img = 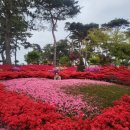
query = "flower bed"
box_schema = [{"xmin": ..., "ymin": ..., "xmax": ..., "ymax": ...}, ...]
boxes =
[
  {"xmin": 0, "ymin": 71, "xmax": 54, "ymax": 80},
  {"xmin": 0, "ymin": 83, "xmax": 130, "ymax": 130},
  {"xmin": 0, "ymin": 65, "xmax": 76, "ymax": 72},
  {"xmin": 0, "ymin": 84, "xmax": 89, "ymax": 130},
  {"xmin": 2, "ymin": 78, "xmax": 113, "ymax": 115},
  {"xmin": 0, "ymin": 65, "xmax": 130, "ymax": 85},
  {"xmin": 0, "ymin": 65, "xmax": 130, "ymax": 129}
]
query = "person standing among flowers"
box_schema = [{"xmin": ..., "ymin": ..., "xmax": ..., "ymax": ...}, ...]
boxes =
[{"xmin": 54, "ymin": 73, "xmax": 61, "ymax": 80}]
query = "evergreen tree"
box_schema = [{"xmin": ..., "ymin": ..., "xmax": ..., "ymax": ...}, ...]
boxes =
[
  {"xmin": 0, "ymin": 0, "xmax": 34, "ymax": 64},
  {"xmin": 34, "ymin": 0, "xmax": 80, "ymax": 66}
]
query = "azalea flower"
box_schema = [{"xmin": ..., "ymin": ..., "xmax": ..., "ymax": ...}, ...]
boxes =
[{"xmin": 2, "ymin": 78, "xmax": 113, "ymax": 115}]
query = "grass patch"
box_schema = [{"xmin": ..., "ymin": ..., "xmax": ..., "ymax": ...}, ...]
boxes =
[{"xmin": 65, "ymin": 84, "xmax": 130, "ymax": 109}]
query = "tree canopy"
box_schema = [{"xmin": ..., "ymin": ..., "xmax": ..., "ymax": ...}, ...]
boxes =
[
  {"xmin": 0, "ymin": 0, "xmax": 34, "ymax": 64},
  {"xmin": 34, "ymin": 0, "xmax": 80, "ymax": 66},
  {"xmin": 102, "ymin": 18, "xmax": 130, "ymax": 29}
]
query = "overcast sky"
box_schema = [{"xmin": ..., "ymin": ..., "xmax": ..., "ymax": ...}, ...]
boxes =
[{"xmin": 16, "ymin": 0, "xmax": 130, "ymax": 64}]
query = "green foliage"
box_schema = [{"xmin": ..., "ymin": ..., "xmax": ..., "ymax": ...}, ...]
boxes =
[
  {"xmin": 56, "ymin": 40, "xmax": 70, "ymax": 59},
  {"xmin": 83, "ymin": 28, "xmax": 110, "ymax": 65},
  {"xmin": 43, "ymin": 40, "xmax": 70, "ymax": 65},
  {"xmin": 111, "ymin": 43, "xmax": 130, "ymax": 65},
  {"xmin": 102, "ymin": 18, "xmax": 130, "ymax": 28},
  {"xmin": 42, "ymin": 44, "xmax": 54, "ymax": 63},
  {"xmin": 84, "ymin": 24, "xmax": 130, "ymax": 66},
  {"xmin": 98, "ymin": 55, "xmax": 112, "ymax": 65},
  {"xmin": 59, "ymin": 56, "xmax": 70, "ymax": 66},
  {"xmin": 77, "ymin": 58, "xmax": 85, "ymax": 72},
  {"xmin": 24, "ymin": 51, "xmax": 41, "ymax": 64},
  {"xmin": 89, "ymin": 55, "xmax": 100, "ymax": 65},
  {"xmin": 87, "ymin": 28, "xmax": 110, "ymax": 44}
]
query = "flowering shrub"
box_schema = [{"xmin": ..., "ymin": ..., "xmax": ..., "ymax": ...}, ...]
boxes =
[
  {"xmin": 0, "ymin": 83, "xmax": 130, "ymax": 130},
  {"xmin": 85, "ymin": 65, "xmax": 101, "ymax": 73},
  {"xmin": 0, "ymin": 65, "xmax": 76, "ymax": 72},
  {"xmin": 0, "ymin": 71, "xmax": 54, "ymax": 80},
  {"xmin": 0, "ymin": 65, "xmax": 130, "ymax": 85}
]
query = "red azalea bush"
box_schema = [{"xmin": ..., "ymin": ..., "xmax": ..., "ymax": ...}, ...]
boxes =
[
  {"xmin": 0, "ymin": 83, "xmax": 130, "ymax": 130},
  {"xmin": 0, "ymin": 65, "xmax": 76, "ymax": 72},
  {"xmin": 0, "ymin": 66, "xmax": 130, "ymax": 85},
  {"xmin": 0, "ymin": 65, "xmax": 130, "ymax": 85},
  {"xmin": 0, "ymin": 65, "xmax": 13, "ymax": 71},
  {"xmin": 90, "ymin": 95, "xmax": 130, "ymax": 130},
  {"xmin": 0, "ymin": 71, "xmax": 54, "ymax": 80},
  {"xmin": 0, "ymin": 65, "xmax": 54, "ymax": 71}
]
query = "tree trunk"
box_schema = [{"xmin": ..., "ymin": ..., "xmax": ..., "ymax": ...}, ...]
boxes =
[
  {"xmin": 84, "ymin": 51, "xmax": 88, "ymax": 66},
  {"xmin": 1, "ymin": 50, "xmax": 6, "ymax": 64},
  {"xmin": 50, "ymin": 11, "xmax": 57, "ymax": 67},
  {"xmin": 5, "ymin": 15, "xmax": 11, "ymax": 65},
  {"xmin": 14, "ymin": 46, "xmax": 17, "ymax": 65},
  {"xmin": 52, "ymin": 29, "xmax": 57, "ymax": 67},
  {"xmin": 5, "ymin": 33, "xmax": 11, "ymax": 65}
]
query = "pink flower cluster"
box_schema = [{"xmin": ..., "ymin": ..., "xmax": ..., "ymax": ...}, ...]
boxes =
[{"xmin": 2, "ymin": 78, "xmax": 113, "ymax": 114}]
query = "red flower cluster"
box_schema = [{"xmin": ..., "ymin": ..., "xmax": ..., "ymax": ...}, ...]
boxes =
[
  {"xmin": 0, "ymin": 65, "xmax": 130, "ymax": 85},
  {"xmin": 91, "ymin": 95, "xmax": 130, "ymax": 130},
  {"xmin": 0, "ymin": 65, "xmax": 75, "ymax": 72},
  {"xmin": 0, "ymin": 71, "xmax": 54, "ymax": 80},
  {"xmin": 60, "ymin": 66, "xmax": 130, "ymax": 85},
  {"xmin": 0, "ymin": 65, "xmax": 54, "ymax": 71}
]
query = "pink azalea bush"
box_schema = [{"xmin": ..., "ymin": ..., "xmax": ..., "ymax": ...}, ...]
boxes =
[{"xmin": 2, "ymin": 78, "xmax": 113, "ymax": 115}]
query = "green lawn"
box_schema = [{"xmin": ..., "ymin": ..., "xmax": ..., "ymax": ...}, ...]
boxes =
[{"xmin": 65, "ymin": 84, "xmax": 130, "ymax": 109}]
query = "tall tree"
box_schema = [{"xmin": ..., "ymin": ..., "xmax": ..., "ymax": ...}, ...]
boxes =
[
  {"xmin": 0, "ymin": 31, "xmax": 6, "ymax": 64},
  {"xmin": 11, "ymin": 18, "xmax": 32, "ymax": 65},
  {"xmin": 101, "ymin": 18, "xmax": 130, "ymax": 65},
  {"xmin": 0, "ymin": 0, "xmax": 34, "ymax": 64},
  {"xmin": 35, "ymin": 0, "xmax": 80, "ymax": 66},
  {"xmin": 65, "ymin": 22, "xmax": 99, "ymax": 66},
  {"xmin": 85, "ymin": 25, "xmax": 130, "ymax": 66}
]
